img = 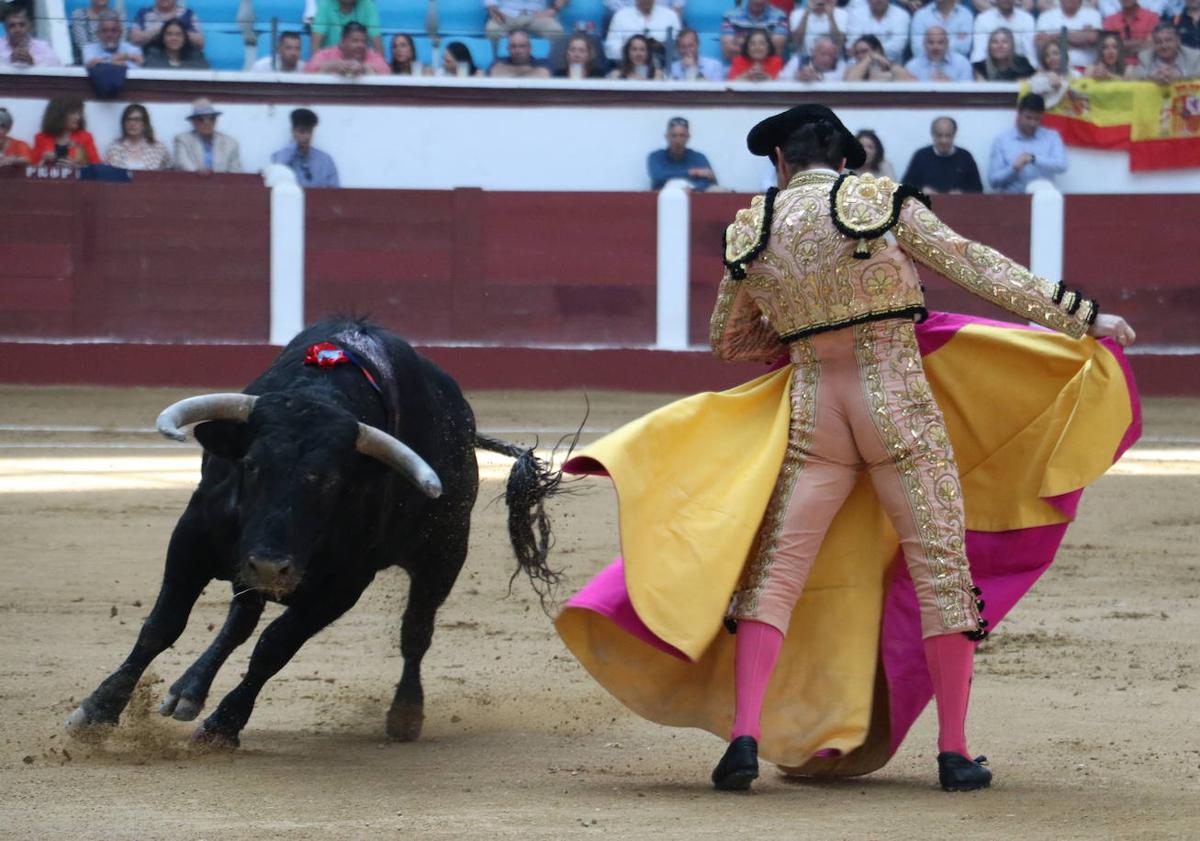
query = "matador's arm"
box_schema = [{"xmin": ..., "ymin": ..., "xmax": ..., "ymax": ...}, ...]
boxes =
[{"xmin": 709, "ymin": 194, "xmax": 786, "ymax": 362}]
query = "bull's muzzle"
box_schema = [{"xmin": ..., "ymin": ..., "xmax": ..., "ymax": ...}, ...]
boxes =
[{"xmin": 243, "ymin": 555, "xmax": 300, "ymax": 597}]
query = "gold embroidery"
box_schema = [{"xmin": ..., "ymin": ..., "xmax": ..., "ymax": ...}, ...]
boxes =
[
  {"xmin": 724, "ymin": 194, "xmax": 766, "ymax": 265},
  {"xmin": 832, "ymin": 173, "xmax": 900, "ymax": 235},
  {"xmin": 709, "ymin": 270, "xmax": 785, "ymax": 363}
]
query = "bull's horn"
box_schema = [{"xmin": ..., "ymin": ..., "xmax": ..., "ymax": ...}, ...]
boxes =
[
  {"xmin": 355, "ymin": 424, "xmax": 443, "ymax": 499},
  {"xmin": 156, "ymin": 394, "xmax": 258, "ymax": 442}
]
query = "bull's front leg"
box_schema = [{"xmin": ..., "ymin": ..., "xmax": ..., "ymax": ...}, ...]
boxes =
[{"xmin": 159, "ymin": 587, "xmax": 266, "ymax": 721}]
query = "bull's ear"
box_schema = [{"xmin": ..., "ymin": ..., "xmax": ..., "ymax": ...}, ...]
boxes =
[{"xmin": 194, "ymin": 420, "xmax": 251, "ymax": 460}]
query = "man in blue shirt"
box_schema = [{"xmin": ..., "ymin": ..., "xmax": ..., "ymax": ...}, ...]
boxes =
[
  {"xmin": 989, "ymin": 94, "xmax": 1068, "ymax": 193},
  {"xmin": 647, "ymin": 116, "xmax": 717, "ymax": 191},
  {"xmin": 720, "ymin": 0, "xmax": 788, "ymax": 60},
  {"xmin": 271, "ymin": 108, "xmax": 340, "ymax": 188},
  {"xmin": 905, "ymin": 26, "xmax": 973, "ymax": 80}
]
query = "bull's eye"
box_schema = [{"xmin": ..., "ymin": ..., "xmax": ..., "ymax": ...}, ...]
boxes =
[{"xmin": 303, "ymin": 472, "xmax": 320, "ymax": 485}]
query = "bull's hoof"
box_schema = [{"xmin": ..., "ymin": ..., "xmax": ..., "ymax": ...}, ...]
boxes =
[
  {"xmin": 65, "ymin": 703, "xmax": 117, "ymax": 741},
  {"xmin": 159, "ymin": 691, "xmax": 204, "ymax": 721},
  {"xmin": 191, "ymin": 722, "xmax": 240, "ymax": 751},
  {"xmin": 385, "ymin": 702, "xmax": 424, "ymax": 742}
]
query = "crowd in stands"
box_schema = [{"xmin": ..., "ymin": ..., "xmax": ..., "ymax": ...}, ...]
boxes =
[{"xmin": 3, "ymin": 0, "xmax": 1199, "ymax": 82}]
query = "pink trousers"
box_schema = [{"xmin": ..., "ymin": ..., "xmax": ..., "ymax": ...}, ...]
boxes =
[{"xmin": 729, "ymin": 319, "xmax": 982, "ymax": 638}]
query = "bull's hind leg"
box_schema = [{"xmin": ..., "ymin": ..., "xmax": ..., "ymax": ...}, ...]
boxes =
[
  {"xmin": 387, "ymin": 532, "xmax": 469, "ymax": 742},
  {"xmin": 159, "ymin": 587, "xmax": 266, "ymax": 721},
  {"xmin": 67, "ymin": 514, "xmax": 212, "ymax": 736}
]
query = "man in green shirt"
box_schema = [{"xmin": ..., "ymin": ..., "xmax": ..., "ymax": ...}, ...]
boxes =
[{"xmin": 311, "ymin": 0, "xmax": 382, "ymax": 55}]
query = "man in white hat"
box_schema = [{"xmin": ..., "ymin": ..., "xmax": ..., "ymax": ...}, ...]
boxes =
[{"xmin": 173, "ymin": 98, "xmax": 241, "ymax": 174}]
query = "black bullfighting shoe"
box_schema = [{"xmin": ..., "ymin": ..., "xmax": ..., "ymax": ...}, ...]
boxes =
[
  {"xmin": 937, "ymin": 752, "xmax": 993, "ymax": 792},
  {"xmin": 711, "ymin": 735, "xmax": 759, "ymax": 791}
]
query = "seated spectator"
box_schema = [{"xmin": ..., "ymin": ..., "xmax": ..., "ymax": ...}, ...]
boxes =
[
  {"xmin": 1164, "ymin": 0, "xmax": 1200, "ymax": 51},
  {"xmin": 606, "ymin": 0, "xmax": 681, "ymax": 62},
  {"xmin": 719, "ymin": 0, "xmax": 789, "ymax": 61},
  {"xmin": 105, "ymin": 104, "xmax": 171, "ymax": 170},
  {"xmin": 1103, "ymin": 0, "xmax": 1158, "ymax": 60},
  {"xmin": 973, "ymin": 27, "xmax": 1036, "ymax": 78},
  {"xmin": 252, "ymin": 32, "xmax": 303, "ymax": 73},
  {"xmin": 789, "ymin": 0, "xmax": 848, "ymax": 59},
  {"xmin": 432, "ymin": 41, "xmax": 485, "ymax": 77},
  {"xmin": 606, "ymin": 0, "xmax": 685, "ymax": 12},
  {"xmin": 32, "ymin": 96, "xmax": 100, "ymax": 167},
  {"xmin": 1127, "ymin": 21, "xmax": 1200, "ymax": 78},
  {"xmin": 485, "ymin": 1, "xmax": 565, "ymax": 44},
  {"xmin": 728, "ymin": 29, "xmax": 782, "ymax": 80},
  {"xmin": 844, "ymin": 34, "xmax": 917, "ymax": 80},
  {"xmin": 173, "ymin": 98, "xmax": 241, "ymax": 174},
  {"xmin": 389, "ymin": 33, "xmax": 427, "ymax": 76},
  {"xmin": 491, "ymin": 30, "xmax": 553, "ymax": 77},
  {"xmin": 669, "ymin": 27, "xmax": 725, "ymax": 80},
  {"xmin": 972, "ymin": 0, "xmax": 1036, "ymax": 64},
  {"xmin": 647, "ymin": 116, "xmax": 717, "ymax": 191},
  {"xmin": 84, "ymin": 12, "xmax": 144, "ymax": 67},
  {"xmin": 554, "ymin": 34, "xmax": 606, "ymax": 78},
  {"xmin": 780, "ymin": 35, "xmax": 844, "ymax": 80},
  {"xmin": 610, "ymin": 33, "xmax": 665, "ymax": 79},
  {"xmin": 129, "ymin": 0, "xmax": 204, "ymax": 50},
  {"xmin": 1036, "ymin": 0, "xmax": 1103, "ymax": 69},
  {"xmin": 0, "ymin": 106, "xmax": 35, "ymax": 167},
  {"xmin": 1087, "ymin": 31, "xmax": 1127, "ymax": 76},
  {"xmin": 70, "ymin": 0, "xmax": 125, "ymax": 65},
  {"xmin": 1, "ymin": 6, "xmax": 63, "ymax": 67},
  {"xmin": 906, "ymin": 26, "xmax": 973, "ymax": 80},
  {"xmin": 902, "ymin": 116, "xmax": 983, "ymax": 194},
  {"xmin": 1029, "ymin": 41, "xmax": 1080, "ymax": 108},
  {"xmin": 311, "ymin": 0, "xmax": 383, "ymax": 55},
  {"xmin": 910, "ymin": 0, "xmax": 975, "ymax": 60},
  {"xmin": 855, "ymin": 129, "xmax": 896, "ymax": 179},
  {"xmin": 271, "ymin": 108, "xmax": 339, "ymax": 188},
  {"xmin": 988, "ymin": 93, "xmax": 1067, "ymax": 193},
  {"xmin": 143, "ymin": 18, "xmax": 209, "ymax": 68},
  {"xmin": 305, "ymin": 22, "xmax": 389, "ymax": 76},
  {"xmin": 846, "ymin": 0, "xmax": 911, "ymax": 64}
]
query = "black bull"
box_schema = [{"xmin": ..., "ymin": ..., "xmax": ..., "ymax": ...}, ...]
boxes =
[{"xmin": 66, "ymin": 319, "xmax": 564, "ymax": 747}]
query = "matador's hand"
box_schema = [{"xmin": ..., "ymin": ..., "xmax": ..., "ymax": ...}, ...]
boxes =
[{"xmin": 1088, "ymin": 313, "xmax": 1136, "ymax": 347}]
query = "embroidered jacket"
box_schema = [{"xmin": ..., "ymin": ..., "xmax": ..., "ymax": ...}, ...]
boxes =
[{"xmin": 710, "ymin": 170, "xmax": 1097, "ymax": 362}]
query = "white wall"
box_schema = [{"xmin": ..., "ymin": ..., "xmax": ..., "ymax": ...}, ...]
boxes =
[{"xmin": 3, "ymin": 70, "xmax": 1198, "ymax": 194}]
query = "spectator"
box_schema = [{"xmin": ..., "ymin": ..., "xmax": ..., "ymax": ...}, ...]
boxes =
[
  {"xmin": 491, "ymin": 30, "xmax": 553, "ymax": 77},
  {"xmin": 1087, "ymin": 30, "xmax": 1128, "ymax": 75},
  {"xmin": 609, "ymin": 32, "xmax": 665, "ymax": 78},
  {"xmin": 1036, "ymin": 0, "xmax": 1103, "ymax": 68},
  {"xmin": 906, "ymin": 25, "xmax": 974, "ymax": 79},
  {"xmin": 32, "ymin": 96, "xmax": 100, "ymax": 167},
  {"xmin": 305, "ymin": 22, "xmax": 389, "ymax": 75},
  {"xmin": 669, "ymin": 27, "xmax": 725, "ymax": 80},
  {"xmin": 311, "ymin": 0, "xmax": 383, "ymax": 55},
  {"xmin": 844, "ymin": 34, "xmax": 917, "ymax": 80},
  {"xmin": 433, "ymin": 41, "xmax": 485, "ymax": 77},
  {"xmin": 484, "ymin": 1, "xmax": 566, "ymax": 44},
  {"xmin": 70, "ymin": 0, "xmax": 125, "ymax": 65},
  {"xmin": 902, "ymin": 116, "xmax": 984, "ymax": 194},
  {"xmin": 972, "ymin": 0, "xmax": 1036, "ymax": 63},
  {"xmin": 251, "ymin": 31, "xmax": 303, "ymax": 73},
  {"xmin": 0, "ymin": 107, "xmax": 35, "ymax": 167},
  {"xmin": 83, "ymin": 11, "xmax": 143, "ymax": 67},
  {"xmin": 729, "ymin": 29, "xmax": 782, "ymax": 79},
  {"xmin": 143, "ymin": 17, "xmax": 209, "ymax": 68},
  {"xmin": 173, "ymin": 98, "xmax": 241, "ymax": 174},
  {"xmin": 1164, "ymin": 0, "xmax": 1200, "ymax": 50},
  {"xmin": 605, "ymin": 0, "xmax": 685, "ymax": 12},
  {"xmin": 1127, "ymin": 20, "xmax": 1200, "ymax": 77},
  {"xmin": 389, "ymin": 34, "xmax": 427, "ymax": 76},
  {"xmin": 789, "ymin": 0, "xmax": 848, "ymax": 58},
  {"xmin": 105, "ymin": 103, "xmax": 171, "ymax": 170},
  {"xmin": 973, "ymin": 27, "xmax": 1036, "ymax": 78},
  {"xmin": 1, "ymin": 6, "xmax": 62, "ymax": 67},
  {"xmin": 129, "ymin": 0, "xmax": 203, "ymax": 50},
  {"xmin": 780, "ymin": 34, "xmax": 844, "ymax": 79},
  {"xmin": 647, "ymin": 116, "xmax": 717, "ymax": 191},
  {"xmin": 606, "ymin": 0, "xmax": 682, "ymax": 62},
  {"xmin": 910, "ymin": 0, "xmax": 975, "ymax": 60},
  {"xmin": 1030, "ymin": 40, "xmax": 1080, "ymax": 107},
  {"xmin": 846, "ymin": 0, "xmax": 912, "ymax": 64},
  {"xmin": 719, "ymin": 0, "xmax": 789, "ymax": 61},
  {"xmin": 554, "ymin": 34, "xmax": 606, "ymax": 78},
  {"xmin": 271, "ymin": 108, "xmax": 339, "ymax": 188},
  {"xmin": 988, "ymin": 93, "xmax": 1067, "ymax": 193},
  {"xmin": 1104, "ymin": 0, "xmax": 1160, "ymax": 59},
  {"xmin": 855, "ymin": 129, "xmax": 896, "ymax": 178}
]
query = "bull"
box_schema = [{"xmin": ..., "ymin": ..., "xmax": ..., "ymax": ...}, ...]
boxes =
[{"xmin": 66, "ymin": 318, "xmax": 562, "ymax": 747}]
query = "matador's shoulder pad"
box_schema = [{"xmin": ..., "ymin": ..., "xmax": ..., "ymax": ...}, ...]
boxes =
[
  {"xmin": 830, "ymin": 173, "xmax": 931, "ymax": 256},
  {"xmin": 723, "ymin": 187, "xmax": 779, "ymax": 280}
]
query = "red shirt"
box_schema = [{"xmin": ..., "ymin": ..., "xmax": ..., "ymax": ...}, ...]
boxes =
[
  {"xmin": 0, "ymin": 137, "xmax": 34, "ymax": 164},
  {"xmin": 768, "ymin": 0, "xmax": 795, "ymax": 12},
  {"xmin": 728, "ymin": 54, "xmax": 784, "ymax": 80},
  {"xmin": 31, "ymin": 130, "xmax": 101, "ymax": 165},
  {"xmin": 1102, "ymin": 7, "xmax": 1160, "ymax": 64}
]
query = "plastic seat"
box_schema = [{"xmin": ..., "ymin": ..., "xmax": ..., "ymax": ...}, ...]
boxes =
[
  {"xmin": 560, "ymin": 0, "xmax": 606, "ymax": 33},
  {"xmin": 203, "ymin": 27, "xmax": 248, "ymax": 69},
  {"xmin": 253, "ymin": 0, "xmax": 307, "ymax": 30},
  {"xmin": 430, "ymin": 0, "xmax": 485, "ymax": 37},
  {"xmin": 685, "ymin": 0, "xmax": 731, "ymax": 34}
]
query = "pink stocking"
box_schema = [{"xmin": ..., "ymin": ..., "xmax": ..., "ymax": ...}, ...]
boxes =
[
  {"xmin": 730, "ymin": 620, "xmax": 785, "ymax": 741},
  {"xmin": 923, "ymin": 632, "xmax": 975, "ymax": 757}
]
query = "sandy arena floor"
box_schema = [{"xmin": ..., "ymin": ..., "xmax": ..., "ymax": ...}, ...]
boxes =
[{"xmin": 0, "ymin": 385, "xmax": 1197, "ymax": 840}]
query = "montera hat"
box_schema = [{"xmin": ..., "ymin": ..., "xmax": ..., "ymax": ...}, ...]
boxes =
[
  {"xmin": 186, "ymin": 98, "xmax": 223, "ymax": 120},
  {"xmin": 746, "ymin": 104, "xmax": 866, "ymax": 170}
]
